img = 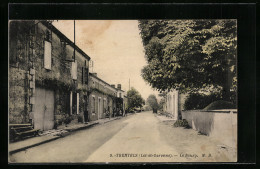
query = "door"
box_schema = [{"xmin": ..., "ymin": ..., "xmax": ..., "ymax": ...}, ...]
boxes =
[
  {"xmin": 98, "ymin": 98, "xmax": 101, "ymax": 119},
  {"xmin": 83, "ymin": 95, "xmax": 89, "ymax": 122},
  {"xmin": 34, "ymin": 88, "xmax": 54, "ymax": 131}
]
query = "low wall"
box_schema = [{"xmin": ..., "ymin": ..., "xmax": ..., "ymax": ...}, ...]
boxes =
[{"xmin": 181, "ymin": 110, "xmax": 237, "ymax": 148}]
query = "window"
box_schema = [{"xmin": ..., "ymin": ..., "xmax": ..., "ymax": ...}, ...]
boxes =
[
  {"xmin": 103, "ymin": 98, "xmax": 107, "ymax": 113},
  {"xmin": 81, "ymin": 63, "xmax": 89, "ymax": 85},
  {"xmin": 71, "ymin": 60, "xmax": 77, "ymax": 80},
  {"xmin": 71, "ymin": 92, "xmax": 79, "ymax": 115},
  {"xmin": 92, "ymin": 96, "xmax": 95, "ymax": 114},
  {"xmin": 119, "ymin": 93, "xmax": 122, "ymax": 98},
  {"xmin": 44, "ymin": 41, "xmax": 52, "ymax": 70}
]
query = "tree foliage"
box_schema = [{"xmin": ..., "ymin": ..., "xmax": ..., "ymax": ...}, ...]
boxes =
[
  {"xmin": 138, "ymin": 20, "xmax": 237, "ymax": 102},
  {"xmin": 146, "ymin": 94, "xmax": 159, "ymax": 111},
  {"xmin": 127, "ymin": 87, "xmax": 145, "ymax": 110},
  {"xmin": 158, "ymin": 98, "xmax": 166, "ymax": 110},
  {"xmin": 183, "ymin": 93, "xmax": 221, "ymax": 110}
]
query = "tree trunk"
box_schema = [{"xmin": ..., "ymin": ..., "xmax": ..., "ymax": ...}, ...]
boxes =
[{"xmin": 222, "ymin": 68, "xmax": 232, "ymax": 101}]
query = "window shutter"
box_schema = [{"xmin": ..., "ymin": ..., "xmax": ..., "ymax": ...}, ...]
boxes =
[
  {"xmin": 71, "ymin": 61, "xmax": 77, "ymax": 80},
  {"xmin": 70, "ymin": 92, "xmax": 73, "ymax": 115},
  {"xmin": 82, "ymin": 67, "xmax": 84, "ymax": 84},
  {"xmin": 77, "ymin": 93, "xmax": 79, "ymax": 114},
  {"xmin": 85, "ymin": 68, "xmax": 89, "ymax": 84},
  {"xmin": 44, "ymin": 41, "xmax": 51, "ymax": 70}
]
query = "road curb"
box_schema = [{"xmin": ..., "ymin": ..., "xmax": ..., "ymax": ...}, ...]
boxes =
[
  {"xmin": 102, "ymin": 117, "xmax": 122, "ymax": 124},
  {"xmin": 61, "ymin": 122, "xmax": 99, "ymax": 136},
  {"xmin": 9, "ymin": 118, "xmax": 121, "ymax": 155},
  {"xmin": 9, "ymin": 136, "xmax": 60, "ymax": 155}
]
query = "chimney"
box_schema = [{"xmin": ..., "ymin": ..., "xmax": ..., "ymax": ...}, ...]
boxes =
[
  {"xmin": 92, "ymin": 73, "xmax": 97, "ymax": 77},
  {"xmin": 117, "ymin": 84, "xmax": 121, "ymax": 90},
  {"xmin": 111, "ymin": 84, "xmax": 115, "ymax": 88}
]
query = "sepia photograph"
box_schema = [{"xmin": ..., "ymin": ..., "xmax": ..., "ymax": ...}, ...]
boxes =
[{"xmin": 8, "ymin": 19, "xmax": 238, "ymax": 163}]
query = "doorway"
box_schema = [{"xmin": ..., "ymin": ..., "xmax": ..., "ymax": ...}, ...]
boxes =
[{"xmin": 34, "ymin": 87, "xmax": 54, "ymax": 131}]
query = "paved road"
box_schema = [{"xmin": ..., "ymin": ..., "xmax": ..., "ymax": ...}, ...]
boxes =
[
  {"xmin": 85, "ymin": 111, "xmax": 179, "ymax": 163},
  {"xmin": 9, "ymin": 111, "xmax": 235, "ymax": 163}
]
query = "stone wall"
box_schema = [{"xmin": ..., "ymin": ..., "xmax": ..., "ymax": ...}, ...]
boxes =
[
  {"xmin": 9, "ymin": 68, "xmax": 30, "ymax": 123},
  {"xmin": 88, "ymin": 90, "xmax": 114, "ymax": 121},
  {"xmin": 181, "ymin": 110, "xmax": 237, "ymax": 148},
  {"xmin": 9, "ymin": 21, "xmax": 90, "ymax": 125}
]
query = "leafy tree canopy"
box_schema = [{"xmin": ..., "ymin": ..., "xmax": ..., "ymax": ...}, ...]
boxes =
[
  {"xmin": 146, "ymin": 94, "xmax": 159, "ymax": 110},
  {"xmin": 138, "ymin": 20, "xmax": 237, "ymax": 101},
  {"xmin": 127, "ymin": 87, "xmax": 145, "ymax": 110}
]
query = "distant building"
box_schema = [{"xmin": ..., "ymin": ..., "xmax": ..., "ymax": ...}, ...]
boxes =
[
  {"xmin": 88, "ymin": 73, "xmax": 127, "ymax": 121},
  {"xmin": 88, "ymin": 73, "xmax": 117, "ymax": 121}
]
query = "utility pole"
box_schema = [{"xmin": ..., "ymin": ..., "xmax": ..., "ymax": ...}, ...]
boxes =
[{"xmin": 73, "ymin": 20, "xmax": 75, "ymax": 62}]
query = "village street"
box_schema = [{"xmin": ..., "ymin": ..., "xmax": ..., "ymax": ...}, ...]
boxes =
[{"xmin": 9, "ymin": 111, "xmax": 234, "ymax": 163}]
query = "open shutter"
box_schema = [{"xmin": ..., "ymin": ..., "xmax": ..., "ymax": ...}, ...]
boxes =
[
  {"xmin": 70, "ymin": 91, "xmax": 73, "ymax": 115},
  {"xmin": 85, "ymin": 68, "xmax": 89, "ymax": 85},
  {"xmin": 44, "ymin": 41, "xmax": 51, "ymax": 70},
  {"xmin": 71, "ymin": 61, "xmax": 77, "ymax": 80},
  {"xmin": 77, "ymin": 93, "xmax": 79, "ymax": 114},
  {"xmin": 82, "ymin": 67, "xmax": 84, "ymax": 84}
]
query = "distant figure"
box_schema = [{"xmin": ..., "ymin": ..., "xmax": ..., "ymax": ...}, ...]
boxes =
[
  {"xmin": 108, "ymin": 106, "xmax": 111, "ymax": 119},
  {"xmin": 118, "ymin": 108, "xmax": 120, "ymax": 116},
  {"xmin": 120, "ymin": 109, "xmax": 123, "ymax": 116}
]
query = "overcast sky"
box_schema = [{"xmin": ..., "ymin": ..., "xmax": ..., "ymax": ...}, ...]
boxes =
[{"xmin": 53, "ymin": 20, "xmax": 159, "ymax": 100}]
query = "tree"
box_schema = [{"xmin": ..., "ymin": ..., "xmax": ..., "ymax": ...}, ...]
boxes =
[
  {"xmin": 158, "ymin": 92, "xmax": 167, "ymax": 111},
  {"xmin": 127, "ymin": 87, "xmax": 145, "ymax": 111},
  {"xmin": 146, "ymin": 94, "xmax": 159, "ymax": 113},
  {"xmin": 158, "ymin": 98, "xmax": 166, "ymax": 111},
  {"xmin": 138, "ymin": 20, "xmax": 237, "ymax": 102}
]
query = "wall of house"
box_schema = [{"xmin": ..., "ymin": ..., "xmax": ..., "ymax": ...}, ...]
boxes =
[
  {"xmin": 181, "ymin": 110, "xmax": 237, "ymax": 148},
  {"xmin": 88, "ymin": 75, "xmax": 116, "ymax": 121},
  {"xmin": 34, "ymin": 22, "xmax": 73, "ymax": 123},
  {"xmin": 9, "ymin": 21, "xmax": 90, "ymax": 126},
  {"xmin": 9, "ymin": 21, "xmax": 32, "ymax": 124},
  {"xmin": 166, "ymin": 90, "xmax": 178, "ymax": 120},
  {"xmin": 9, "ymin": 68, "xmax": 30, "ymax": 123},
  {"xmin": 88, "ymin": 91, "xmax": 114, "ymax": 121}
]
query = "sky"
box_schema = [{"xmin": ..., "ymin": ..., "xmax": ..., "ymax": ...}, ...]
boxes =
[{"xmin": 52, "ymin": 20, "xmax": 159, "ymax": 100}]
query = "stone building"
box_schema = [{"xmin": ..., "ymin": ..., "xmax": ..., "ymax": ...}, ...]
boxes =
[
  {"xmin": 114, "ymin": 84, "xmax": 126, "ymax": 115},
  {"xmin": 88, "ymin": 73, "xmax": 117, "ymax": 121},
  {"xmin": 88, "ymin": 73, "xmax": 127, "ymax": 121},
  {"xmin": 9, "ymin": 20, "xmax": 90, "ymax": 130}
]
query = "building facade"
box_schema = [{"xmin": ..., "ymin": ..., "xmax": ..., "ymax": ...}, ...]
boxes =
[
  {"xmin": 88, "ymin": 74, "xmax": 127, "ymax": 121},
  {"xmin": 9, "ymin": 20, "xmax": 90, "ymax": 130},
  {"xmin": 9, "ymin": 20, "xmax": 128, "ymax": 132},
  {"xmin": 88, "ymin": 73, "xmax": 117, "ymax": 121}
]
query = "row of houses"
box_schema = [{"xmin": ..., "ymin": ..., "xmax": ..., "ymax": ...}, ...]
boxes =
[{"xmin": 9, "ymin": 20, "xmax": 127, "ymax": 131}]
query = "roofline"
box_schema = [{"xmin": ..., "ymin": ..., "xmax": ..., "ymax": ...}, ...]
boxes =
[
  {"xmin": 89, "ymin": 73, "xmax": 125, "ymax": 92},
  {"xmin": 89, "ymin": 73, "xmax": 117, "ymax": 90},
  {"xmin": 40, "ymin": 21, "xmax": 91, "ymax": 60}
]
